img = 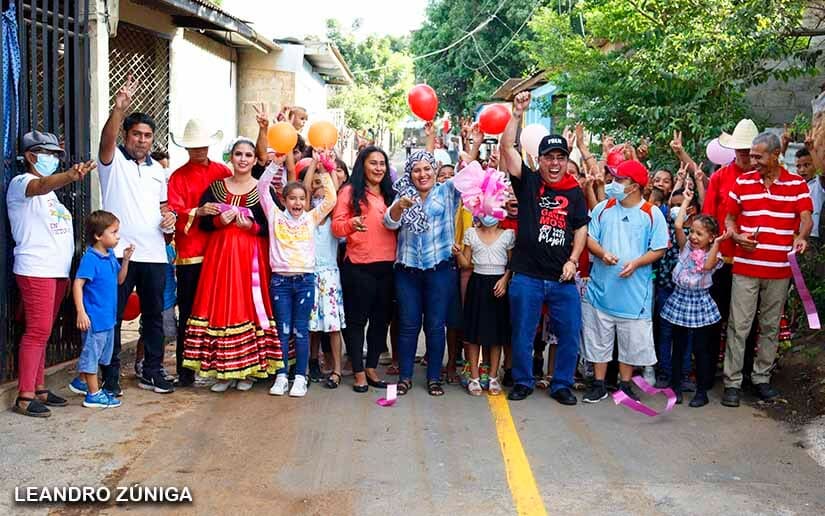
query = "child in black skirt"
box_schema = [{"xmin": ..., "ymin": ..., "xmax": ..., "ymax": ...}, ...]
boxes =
[{"xmin": 453, "ymin": 215, "xmax": 515, "ymax": 396}]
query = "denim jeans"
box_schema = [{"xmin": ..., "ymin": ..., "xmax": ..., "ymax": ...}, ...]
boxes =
[
  {"xmin": 103, "ymin": 261, "xmax": 166, "ymax": 388},
  {"xmin": 271, "ymin": 273, "xmax": 316, "ymax": 377},
  {"xmin": 509, "ymin": 273, "xmax": 581, "ymax": 393},
  {"xmin": 655, "ymin": 287, "xmax": 692, "ymax": 381},
  {"xmin": 395, "ymin": 261, "xmax": 455, "ymax": 382}
]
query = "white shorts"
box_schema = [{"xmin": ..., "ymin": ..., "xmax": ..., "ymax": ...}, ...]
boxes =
[{"xmin": 582, "ymin": 301, "xmax": 657, "ymax": 366}]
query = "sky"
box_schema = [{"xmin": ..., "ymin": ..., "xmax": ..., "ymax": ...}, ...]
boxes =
[{"xmin": 222, "ymin": 0, "xmax": 430, "ymax": 40}]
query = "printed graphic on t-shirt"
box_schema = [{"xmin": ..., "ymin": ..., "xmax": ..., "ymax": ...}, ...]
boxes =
[
  {"xmin": 48, "ymin": 199, "xmax": 72, "ymax": 235},
  {"xmin": 537, "ymin": 194, "xmax": 569, "ymax": 247}
]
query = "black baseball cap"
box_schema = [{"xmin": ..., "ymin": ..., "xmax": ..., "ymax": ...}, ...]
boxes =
[{"xmin": 538, "ymin": 134, "xmax": 569, "ymax": 157}]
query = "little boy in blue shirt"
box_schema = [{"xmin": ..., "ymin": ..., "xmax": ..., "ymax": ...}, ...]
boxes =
[{"xmin": 71, "ymin": 210, "xmax": 133, "ymax": 408}]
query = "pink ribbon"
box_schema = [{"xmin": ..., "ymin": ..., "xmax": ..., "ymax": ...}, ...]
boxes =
[
  {"xmin": 216, "ymin": 203, "xmax": 253, "ymax": 218},
  {"xmin": 789, "ymin": 250, "xmax": 821, "ymax": 329},
  {"xmin": 612, "ymin": 376, "xmax": 676, "ymax": 417},
  {"xmin": 250, "ymin": 244, "xmax": 270, "ymax": 330},
  {"xmin": 376, "ymin": 384, "xmax": 398, "ymax": 407}
]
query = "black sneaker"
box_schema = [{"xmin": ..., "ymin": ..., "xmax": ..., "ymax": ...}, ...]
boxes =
[
  {"xmin": 103, "ymin": 381, "xmax": 123, "ymax": 398},
  {"xmin": 583, "ymin": 380, "xmax": 608, "ymax": 403},
  {"xmin": 689, "ymin": 391, "xmax": 709, "ymax": 408},
  {"xmin": 550, "ymin": 388, "xmax": 577, "ymax": 406},
  {"xmin": 502, "ymin": 368, "xmax": 514, "ymax": 387},
  {"xmin": 309, "ymin": 359, "xmax": 323, "ymax": 383},
  {"xmin": 654, "ymin": 374, "xmax": 670, "ymax": 389},
  {"xmin": 507, "ymin": 384, "xmax": 533, "ymax": 401},
  {"xmin": 721, "ymin": 387, "xmax": 740, "ymax": 407},
  {"xmin": 176, "ymin": 369, "xmax": 195, "ymax": 388},
  {"xmin": 139, "ymin": 372, "xmax": 174, "ymax": 394},
  {"xmin": 619, "ymin": 381, "xmax": 640, "ymax": 401},
  {"xmin": 674, "ymin": 391, "xmax": 683, "ymax": 405},
  {"xmin": 754, "ymin": 383, "xmax": 780, "ymax": 401}
]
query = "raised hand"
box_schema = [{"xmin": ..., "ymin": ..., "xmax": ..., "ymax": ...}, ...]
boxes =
[
  {"xmin": 471, "ymin": 122, "xmax": 483, "ymax": 143},
  {"xmin": 781, "ymin": 123, "xmax": 792, "ymax": 153},
  {"xmin": 122, "ymin": 244, "xmax": 136, "ymax": 261},
  {"xmin": 114, "ymin": 75, "xmax": 137, "ymax": 112},
  {"xmin": 575, "ymin": 123, "xmax": 587, "ymax": 150},
  {"xmin": 424, "ymin": 120, "xmax": 434, "ymax": 138},
  {"xmin": 670, "ymin": 130, "xmax": 684, "ymax": 155},
  {"xmin": 512, "ymin": 91, "xmax": 531, "ymax": 116},
  {"xmin": 253, "ymin": 102, "xmax": 270, "ymax": 130},
  {"xmin": 67, "ymin": 160, "xmax": 96, "ymax": 181},
  {"xmin": 637, "ymin": 137, "xmax": 650, "ymax": 161}
]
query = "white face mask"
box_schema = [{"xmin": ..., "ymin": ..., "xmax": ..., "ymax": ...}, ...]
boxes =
[{"xmin": 670, "ymin": 206, "xmax": 681, "ymax": 222}]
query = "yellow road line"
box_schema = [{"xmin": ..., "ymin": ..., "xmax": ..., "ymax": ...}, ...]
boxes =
[{"xmin": 488, "ymin": 395, "xmax": 548, "ymax": 516}]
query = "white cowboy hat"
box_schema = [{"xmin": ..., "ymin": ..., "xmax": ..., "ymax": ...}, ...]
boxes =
[
  {"xmin": 718, "ymin": 119, "xmax": 759, "ymax": 150},
  {"xmin": 171, "ymin": 118, "xmax": 223, "ymax": 148}
]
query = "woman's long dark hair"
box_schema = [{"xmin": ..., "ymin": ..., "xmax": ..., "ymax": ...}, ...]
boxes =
[{"xmin": 348, "ymin": 145, "xmax": 394, "ymax": 215}]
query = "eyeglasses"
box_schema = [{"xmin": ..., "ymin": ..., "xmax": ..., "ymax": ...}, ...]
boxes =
[{"xmin": 540, "ymin": 154, "xmax": 568, "ymax": 163}]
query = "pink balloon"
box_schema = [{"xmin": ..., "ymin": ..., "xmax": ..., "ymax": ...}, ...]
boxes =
[{"xmin": 706, "ymin": 138, "xmax": 735, "ymax": 165}]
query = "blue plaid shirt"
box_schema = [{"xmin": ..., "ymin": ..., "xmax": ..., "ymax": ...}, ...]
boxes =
[{"xmin": 384, "ymin": 180, "xmax": 462, "ymax": 270}]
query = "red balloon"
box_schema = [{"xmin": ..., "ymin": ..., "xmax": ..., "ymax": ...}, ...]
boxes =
[
  {"xmin": 442, "ymin": 119, "xmax": 451, "ymax": 134},
  {"xmin": 122, "ymin": 292, "xmax": 141, "ymax": 322},
  {"xmin": 478, "ymin": 104, "xmax": 511, "ymax": 135},
  {"xmin": 407, "ymin": 84, "xmax": 438, "ymax": 121}
]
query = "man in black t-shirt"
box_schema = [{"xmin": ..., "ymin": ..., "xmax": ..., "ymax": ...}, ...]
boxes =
[{"xmin": 500, "ymin": 91, "xmax": 590, "ymax": 405}]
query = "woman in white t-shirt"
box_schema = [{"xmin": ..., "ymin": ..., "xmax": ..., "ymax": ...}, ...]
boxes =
[{"xmin": 6, "ymin": 130, "xmax": 95, "ymax": 418}]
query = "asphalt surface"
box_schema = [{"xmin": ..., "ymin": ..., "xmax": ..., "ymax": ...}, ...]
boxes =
[{"xmin": 1, "ymin": 347, "xmax": 824, "ymax": 516}]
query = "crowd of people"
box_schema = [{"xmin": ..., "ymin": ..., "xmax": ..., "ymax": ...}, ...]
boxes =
[{"xmin": 6, "ymin": 79, "xmax": 822, "ymax": 417}]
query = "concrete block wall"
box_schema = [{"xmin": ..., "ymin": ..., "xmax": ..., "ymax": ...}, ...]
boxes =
[{"xmin": 237, "ymin": 48, "xmax": 296, "ymax": 142}]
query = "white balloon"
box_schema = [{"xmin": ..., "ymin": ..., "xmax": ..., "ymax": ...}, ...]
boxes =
[{"xmin": 520, "ymin": 124, "xmax": 550, "ymax": 158}]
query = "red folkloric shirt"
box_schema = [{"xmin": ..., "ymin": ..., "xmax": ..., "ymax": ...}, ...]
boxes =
[
  {"xmin": 702, "ymin": 161, "xmax": 748, "ymax": 262},
  {"xmin": 166, "ymin": 160, "xmax": 232, "ymax": 265}
]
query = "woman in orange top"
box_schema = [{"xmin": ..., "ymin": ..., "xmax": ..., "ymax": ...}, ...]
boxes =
[{"xmin": 332, "ymin": 147, "xmax": 397, "ymax": 393}]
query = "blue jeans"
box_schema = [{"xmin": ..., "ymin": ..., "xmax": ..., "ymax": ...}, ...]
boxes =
[
  {"xmin": 509, "ymin": 273, "xmax": 581, "ymax": 393},
  {"xmin": 271, "ymin": 273, "xmax": 316, "ymax": 377},
  {"xmin": 396, "ymin": 262, "xmax": 455, "ymax": 382},
  {"xmin": 655, "ymin": 287, "xmax": 692, "ymax": 381}
]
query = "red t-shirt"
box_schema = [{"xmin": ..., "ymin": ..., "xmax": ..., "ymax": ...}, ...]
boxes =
[
  {"xmin": 703, "ymin": 161, "xmax": 748, "ymax": 261},
  {"xmin": 726, "ymin": 168, "xmax": 813, "ymax": 279},
  {"xmin": 500, "ymin": 216, "xmax": 518, "ymax": 234},
  {"xmin": 166, "ymin": 160, "xmax": 232, "ymax": 264}
]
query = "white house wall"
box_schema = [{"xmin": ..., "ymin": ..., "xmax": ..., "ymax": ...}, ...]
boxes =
[
  {"xmin": 168, "ymin": 30, "xmax": 238, "ymax": 170},
  {"xmin": 295, "ymin": 59, "xmax": 330, "ymax": 126}
]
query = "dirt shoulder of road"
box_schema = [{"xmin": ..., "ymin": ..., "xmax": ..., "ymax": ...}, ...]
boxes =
[{"xmin": 766, "ymin": 331, "xmax": 825, "ymax": 427}]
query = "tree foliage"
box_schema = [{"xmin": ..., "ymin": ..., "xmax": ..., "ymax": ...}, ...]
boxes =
[
  {"xmin": 326, "ymin": 20, "xmax": 414, "ymax": 134},
  {"xmin": 410, "ymin": 0, "xmax": 546, "ymax": 116},
  {"xmin": 525, "ymin": 0, "xmax": 819, "ymax": 167}
]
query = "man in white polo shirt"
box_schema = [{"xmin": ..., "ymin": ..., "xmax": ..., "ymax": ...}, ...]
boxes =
[{"xmin": 96, "ymin": 76, "xmax": 175, "ymax": 395}]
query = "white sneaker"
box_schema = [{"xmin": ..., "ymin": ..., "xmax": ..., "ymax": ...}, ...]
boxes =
[
  {"xmin": 289, "ymin": 375, "xmax": 308, "ymax": 397},
  {"xmin": 194, "ymin": 376, "xmax": 215, "ymax": 388},
  {"xmin": 643, "ymin": 366, "xmax": 656, "ymax": 386},
  {"xmin": 236, "ymin": 379, "xmax": 254, "ymax": 391},
  {"xmin": 210, "ymin": 380, "xmax": 236, "ymax": 393},
  {"xmin": 269, "ymin": 374, "xmax": 289, "ymax": 396}
]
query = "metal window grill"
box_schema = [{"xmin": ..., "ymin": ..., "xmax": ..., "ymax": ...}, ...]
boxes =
[
  {"xmin": 108, "ymin": 23, "xmax": 170, "ymax": 151},
  {"xmin": 1, "ymin": 0, "xmax": 91, "ymax": 382}
]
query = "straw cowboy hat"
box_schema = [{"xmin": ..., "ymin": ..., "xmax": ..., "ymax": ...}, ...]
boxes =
[
  {"xmin": 171, "ymin": 118, "xmax": 223, "ymax": 148},
  {"xmin": 718, "ymin": 119, "xmax": 759, "ymax": 150}
]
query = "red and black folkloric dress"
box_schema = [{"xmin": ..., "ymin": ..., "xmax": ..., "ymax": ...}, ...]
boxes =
[{"xmin": 183, "ymin": 179, "xmax": 290, "ymax": 379}]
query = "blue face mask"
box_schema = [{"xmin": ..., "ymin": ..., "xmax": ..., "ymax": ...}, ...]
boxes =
[
  {"xmin": 34, "ymin": 153, "xmax": 60, "ymax": 177},
  {"xmin": 479, "ymin": 215, "xmax": 500, "ymax": 227},
  {"xmin": 605, "ymin": 181, "xmax": 628, "ymax": 202}
]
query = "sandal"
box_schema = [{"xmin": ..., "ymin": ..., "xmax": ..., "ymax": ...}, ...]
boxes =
[
  {"xmin": 467, "ymin": 378, "xmax": 483, "ymax": 396},
  {"xmin": 397, "ymin": 379, "xmax": 412, "ymax": 396},
  {"xmin": 488, "ymin": 377, "xmax": 502, "ymax": 396},
  {"xmin": 427, "ymin": 381, "xmax": 445, "ymax": 397},
  {"xmin": 536, "ymin": 376, "xmax": 551, "ymax": 390},
  {"xmin": 36, "ymin": 389, "xmax": 68, "ymax": 407},
  {"xmin": 13, "ymin": 396, "xmax": 51, "ymax": 418},
  {"xmin": 325, "ymin": 372, "xmax": 341, "ymax": 389},
  {"xmin": 445, "ymin": 368, "xmax": 461, "ymax": 384},
  {"xmin": 385, "ymin": 365, "xmax": 400, "ymax": 375}
]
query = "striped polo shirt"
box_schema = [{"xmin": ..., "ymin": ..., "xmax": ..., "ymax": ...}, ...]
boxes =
[{"xmin": 726, "ymin": 168, "xmax": 813, "ymax": 279}]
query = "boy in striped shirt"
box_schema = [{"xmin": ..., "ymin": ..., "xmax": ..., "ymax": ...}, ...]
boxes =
[{"xmin": 722, "ymin": 132, "xmax": 813, "ymax": 407}]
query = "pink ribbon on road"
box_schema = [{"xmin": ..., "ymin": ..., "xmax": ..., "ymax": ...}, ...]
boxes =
[
  {"xmin": 788, "ymin": 250, "xmax": 821, "ymax": 330},
  {"xmin": 612, "ymin": 376, "xmax": 676, "ymax": 417},
  {"xmin": 376, "ymin": 384, "xmax": 398, "ymax": 407},
  {"xmin": 250, "ymin": 244, "xmax": 270, "ymax": 331}
]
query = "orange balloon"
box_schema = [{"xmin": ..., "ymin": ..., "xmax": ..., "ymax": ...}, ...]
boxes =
[
  {"xmin": 307, "ymin": 121, "xmax": 338, "ymax": 149},
  {"xmin": 267, "ymin": 122, "xmax": 298, "ymax": 154}
]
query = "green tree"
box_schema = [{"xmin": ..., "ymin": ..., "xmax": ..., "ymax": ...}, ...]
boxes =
[
  {"xmin": 525, "ymin": 0, "xmax": 819, "ymax": 167},
  {"xmin": 410, "ymin": 0, "xmax": 547, "ymax": 116},
  {"xmin": 326, "ymin": 20, "xmax": 414, "ymax": 136}
]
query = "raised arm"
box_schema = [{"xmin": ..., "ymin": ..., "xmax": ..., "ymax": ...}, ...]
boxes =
[
  {"xmin": 424, "ymin": 121, "xmax": 436, "ymax": 154},
  {"xmin": 100, "ymin": 75, "xmax": 136, "ymax": 165},
  {"xmin": 468, "ymin": 123, "xmax": 483, "ymax": 163},
  {"xmin": 254, "ymin": 103, "xmax": 270, "ymax": 165},
  {"xmin": 310, "ymin": 172, "xmax": 337, "ymax": 224},
  {"xmin": 501, "ymin": 91, "xmax": 530, "ymax": 179},
  {"xmin": 669, "ymin": 129, "xmax": 699, "ymax": 171},
  {"xmin": 674, "ymin": 188, "xmax": 693, "ymax": 250},
  {"xmin": 25, "ymin": 161, "xmax": 94, "ymax": 197}
]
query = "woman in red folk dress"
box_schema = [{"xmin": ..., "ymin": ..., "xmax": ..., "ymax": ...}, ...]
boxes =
[{"xmin": 183, "ymin": 138, "xmax": 284, "ymax": 392}]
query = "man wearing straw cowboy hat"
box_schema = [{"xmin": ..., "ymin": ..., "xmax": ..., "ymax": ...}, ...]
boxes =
[
  {"xmin": 166, "ymin": 118, "xmax": 230, "ymax": 387},
  {"xmin": 700, "ymin": 118, "xmax": 759, "ymax": 394}
]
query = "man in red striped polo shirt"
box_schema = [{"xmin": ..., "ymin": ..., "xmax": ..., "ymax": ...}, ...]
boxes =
[{"xmin": 722, "ymin": 132, "xmax": 813, "ymax": 407}]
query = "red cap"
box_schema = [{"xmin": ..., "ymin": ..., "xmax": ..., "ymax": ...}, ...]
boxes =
[
  {"xmin": 605, "ymin": 146, "xmax": 626, "ymax": 172},
  {"xmin": 611, "ymin": 160, "xmax": 649, "ymax": 188}
]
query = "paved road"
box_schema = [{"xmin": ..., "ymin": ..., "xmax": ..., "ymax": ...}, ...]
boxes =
[{"xmin": 1, "ymin": 349, "xmax": 824, "ymax": 515}]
